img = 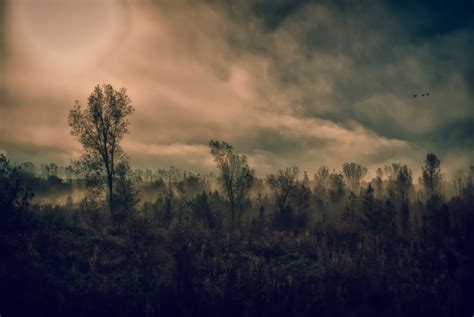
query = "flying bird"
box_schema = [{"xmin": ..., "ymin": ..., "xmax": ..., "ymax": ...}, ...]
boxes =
[{"xmin": 413, "ymin": 93, "xmax": 430, "ymax": 98}]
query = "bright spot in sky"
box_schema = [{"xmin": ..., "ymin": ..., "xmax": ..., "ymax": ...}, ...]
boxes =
[{"xmin": 7, "ymin": 0, "xmax": 128, "ymax": 70}]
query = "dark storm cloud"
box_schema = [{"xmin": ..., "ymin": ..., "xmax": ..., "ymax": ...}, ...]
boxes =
[
  {"xmin": 0, "ymin": 0, "xmax": 472, "ymax": 175},
  {"xmin": 218, "ymin": 0, "xmax": 474, "ymax": 169}
]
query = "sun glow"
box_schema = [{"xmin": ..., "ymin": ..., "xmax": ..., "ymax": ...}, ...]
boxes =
[{"xmin": 6, "ymin": 0, "xmax": 129, "ymax": 70}]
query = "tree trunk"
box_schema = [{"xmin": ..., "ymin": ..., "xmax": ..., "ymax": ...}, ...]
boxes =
[
  {"xmin": 230, "ymin": 201, "xmax": 235, "ymax": 230},
  {"xmin": 108, "ymin": 173, "xmax": 114, "ymax": 217},
  {"xmin": 166, "ymin": 197, "xmax": 171, "ymax": 229}
]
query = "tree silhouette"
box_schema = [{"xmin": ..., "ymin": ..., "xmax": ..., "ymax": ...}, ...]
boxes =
[
  {"xmin": 112, "ymin": 161, "xmax": 140, "ymax": 230},
  {"xmin": 328, "ymin": 171, "xmax": 345, "ymax": 202},
  {"xmin": 395, "ymin": 165, "xmax": 412, "ymax": 235},
  {"xmin": 291, "ymin": 181, "xmax": 311, "ymax": 215},
  {"xmin": 342, "ymin": 191, "xmax": 357, "ymax": 226},
  {"xmin": 373, "ymin": 167, "xmax": 384, "ymax": 199},
  {"xmin": 68, "ymin": 84, "xmax": 134, "ymax": 217},
  {"xmin": 342, "ymin": 162, "xmax": 367, "ymax": 193},
  {"xmin": 265, "ymin": 166, "xmax": 299, "ymax": 214},
  {"xmin": 360, "ymin": 184, "xmax": 377, "ymax": 232},
  {"xmin": 422, "ymin": 153, "xmax": 441, "ymax": 198},
  {"xmin": 0, "ymin": 154, "xmax": 34, "ymax": 229},
  {"xmin": 314, "ymin": 166, "xmax": 330, "ymax": 207},
  {"xmin": 209, "ymin": 140, "xmax": 254, "ymax": 229}
]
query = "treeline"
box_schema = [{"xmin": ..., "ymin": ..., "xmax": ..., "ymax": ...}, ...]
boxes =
[
  {"xmin": 1, "ymin": 84, "xmax": 473, "ymax": 316},
  {"xmin": 14, "ymin": 150, "xmax": 474, "ymax": 235},
  {"xmin": 1, "ymin": 151, "xmax": 473, "ymax": 316}
]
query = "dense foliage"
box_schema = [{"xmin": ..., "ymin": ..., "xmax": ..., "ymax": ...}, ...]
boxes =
[{"xmin": 1, "ymin": 151, "xmax": 473, "ymax": 316}]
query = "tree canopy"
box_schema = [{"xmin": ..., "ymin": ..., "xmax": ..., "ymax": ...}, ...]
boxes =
[{"xmin": 68, "ymin": 84, "xmax": 134, "ymax": 217}]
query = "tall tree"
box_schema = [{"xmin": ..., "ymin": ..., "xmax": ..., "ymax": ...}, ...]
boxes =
[
  {"xmin": 328, "ymin": 171, "xmax": 345, "ymax": 202},
  {"xmin": 359, "ymin": 184, "xmax": 384, "ymax": 257},
  {"xmin": 342, "ymin": 162, "xmax": 367, "ymax": 193},
  {"xmin": 265, "ymin": 166, "xmax": 299, "ymax": 214},
  {"xmin": 291, "ymin": 181, "xmax": 311, "ymax": 214},
  {"xmin": 342, "ymin": 191, "xmax": 357, "ymax": 226},
  {"xmin": 395, "ymin": 165, "xmax": 412, "ymax": 235},
  {"xmin": 314, "ymin": 166, "xmax": 330, "ymax": 206},
  {"xmin": 373, "ymin": 168, "xmax": 384, "ymax": 199},
  {"xmin": 68, "ymin": 84, "xmax": 134, "ymax": 217},
  {"xmin": 422, "ymin": 152, "xmax": 442, "ymax": 198},
  {"xmin": 360, "ymin": 184, "xmax": 377, "ymax": 233},
  {"xmin": 209, "ymin": 140, "xmax": 254, "ymax": 229}
]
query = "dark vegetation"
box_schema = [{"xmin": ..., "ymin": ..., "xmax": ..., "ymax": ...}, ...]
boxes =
[{"xmin": 1, "ymin": 85, "xmax": 473, "ymax": 316}]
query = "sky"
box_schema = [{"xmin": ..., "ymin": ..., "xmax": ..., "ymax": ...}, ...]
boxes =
[{"xmin": 0, "ymin": 0, "xmax": 473, "ymax": 176}]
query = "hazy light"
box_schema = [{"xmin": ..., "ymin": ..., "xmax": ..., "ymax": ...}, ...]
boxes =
[{"xmin": 7, "ymin": 0, "xmax": 128, "ymax": 70}]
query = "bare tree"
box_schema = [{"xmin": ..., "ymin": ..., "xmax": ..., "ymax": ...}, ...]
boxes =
[
  {"xmin": 342, "ymin": 162, "xmax": 367, "ymax": 193},
  {"xmin": 68, "ymin": 84, "xmax": 134, "ymax": 217},
  {"xmin": 265, "ymin": 167, "xmax": 299, "ymax": 214},
  {"xmin": 314, "ymin": 166, "xmax": 330, "ymax": 205},
  {"xmin": 209, "ymin": 140, "xmax": 254, "ymax": 229}
]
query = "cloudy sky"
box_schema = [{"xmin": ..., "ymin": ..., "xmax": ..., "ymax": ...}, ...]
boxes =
[{"xmin": 0, "ymin": 0, "xmax": 473, "ymax": 176}]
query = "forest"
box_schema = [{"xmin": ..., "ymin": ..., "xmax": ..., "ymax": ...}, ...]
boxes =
[{"xmin": 1, "ymin": 85, "xmax": 473, "ymax": 316}]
